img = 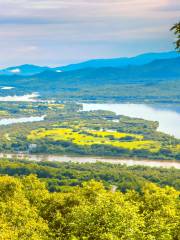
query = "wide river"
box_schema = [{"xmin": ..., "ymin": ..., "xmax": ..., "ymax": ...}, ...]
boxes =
[
  {"xmin": 83, "ymin": 103, "xmax": 180, "ymax": 138},
  {"xmin": 0, "ymin": 153, "xmax": 180, "ymax": 169}
]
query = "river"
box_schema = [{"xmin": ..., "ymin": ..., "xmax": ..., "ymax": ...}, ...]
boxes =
[
  {"xmin": 0, "ymin": 153, "xmax": 179, "ymax": 169},
  {"xmin": 83, "ymin": 103, "xmax": 180, "ymax": 138}
]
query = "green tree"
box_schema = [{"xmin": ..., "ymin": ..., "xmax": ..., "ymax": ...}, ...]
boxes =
[
  {"xmin": 171, "ymin": 22, "xmax": 180, "ymax": 51},
  {"xmin": 0, "ymin": 175, "xmax": 180, "ymax": 239},
  {"xmin": 0, "ymin": 176, "xmax": 49, "ymax": 240},
  {"xmin": 139, "ymin": 183, "xmax": 180, "ymax": 240}
]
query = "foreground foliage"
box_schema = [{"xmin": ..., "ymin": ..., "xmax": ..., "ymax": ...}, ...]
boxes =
[
  {"xmin": 171, "ymin": 22, "xmax": 180, "ymax": 51},
  {"xmin": 0, "ymin": 174, "xmax": 179, "ymax": 240}
]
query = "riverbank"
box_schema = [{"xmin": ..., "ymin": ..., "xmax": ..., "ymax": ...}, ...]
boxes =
[{"xmin": 83, "ymin": 103, "xmax": 180, "ymax": 138}]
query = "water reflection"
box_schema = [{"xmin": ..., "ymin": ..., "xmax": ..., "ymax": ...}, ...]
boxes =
[{"xmin": 83, "ymin": 103, "xmax": 180, "ymax": 138}]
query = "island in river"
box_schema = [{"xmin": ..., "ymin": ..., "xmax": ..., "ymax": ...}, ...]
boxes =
[{"xmin": 0, "ymin": 101, "xmax": 179, "ymax": 161}]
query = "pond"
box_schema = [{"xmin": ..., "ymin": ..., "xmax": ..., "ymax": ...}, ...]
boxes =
[{"xmin": 83, "ymin": 103, "xmax": 180, "ymax": 138}]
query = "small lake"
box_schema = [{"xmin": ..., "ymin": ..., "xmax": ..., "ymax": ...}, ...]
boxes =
[
  {"xmin": 0, "ymin": 116, "xmax": 45, "ymax": 126},
  {"xmin": 83, "ymin": 103, "xmax": 180, "ymax": 138}
]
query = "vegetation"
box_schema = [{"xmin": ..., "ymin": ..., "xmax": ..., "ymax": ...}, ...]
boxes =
[
  {"xmin": 0, "ymin": 27, "xmax": 180, "ymax": 240},
  {"xmin": 0, "ymin": 158, "xmax": 180, "ymax": 192},
  {"xmin": 171, "ymin": 22, "xmax": 180, "ymax": 51},
  {"xmin": 0, "ymin": 53, "xmax": 179, "ymax": 239},
  {"xmin": 0, "ymin": 173, "xmax": 179, "ymax": 239},
  {"xmin": 0, "ymin": 102, "xmax": 179, "ymax": 160},
  {"xmin": 28, "ymin": 128, "xmax": 159, "ymax": 152}
]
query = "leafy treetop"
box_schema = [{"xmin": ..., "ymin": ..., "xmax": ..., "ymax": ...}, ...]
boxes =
[{"xmin": 171, "ymin": 22, "xmax": 180, "ymax": 52}]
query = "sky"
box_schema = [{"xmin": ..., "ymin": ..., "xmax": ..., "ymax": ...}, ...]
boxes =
[{"xmin": 0, "ymin": 0, "xmax": 179, "ymax": 68}]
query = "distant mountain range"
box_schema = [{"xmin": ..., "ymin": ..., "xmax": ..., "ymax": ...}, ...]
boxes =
[
  {"xmin": 0, "ymin": 56, "xmax": 179, "ymax": 95},
  {"xmin": 14, "ymin": 57, "xmax": 178, "ymax": 89},
  {"xmin": 56, "ymin": 51, "xmax": 180, "ymax": 72},
  {"xmin": 0, "ymin": 51, "xmax": 179, "ymax": 76},
  {"xmin": 0, "ymin": 52, "xmax": 179, "ymax": 103}
]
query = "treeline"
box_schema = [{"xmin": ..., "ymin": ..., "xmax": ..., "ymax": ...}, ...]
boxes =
[
  {"xmin": 26, "ymin": 139, "xmax": 180, "ymax": 160},
  {"xmin": 0, "ymin": 174, "xmax": 179, "ymax": 239},
  {"xmin": 0, "ymin": 158, "xmax": 179, "ymax": 192}
]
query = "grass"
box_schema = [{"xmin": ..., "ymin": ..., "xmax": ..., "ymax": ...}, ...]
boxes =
[{"xmin": 28, "ymin": 128, "xmax": 160, "ymax": 152}]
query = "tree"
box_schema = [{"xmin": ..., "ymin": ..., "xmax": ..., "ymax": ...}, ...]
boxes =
[
  {"xmin": 0, "ymin": 175, "xmax": 49, "ymax": 240},
  {"xmin": 171, "ymin": 22, "xmax": 180, "ymax": 51}
]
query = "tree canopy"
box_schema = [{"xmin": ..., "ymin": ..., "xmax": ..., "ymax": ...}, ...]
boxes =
[
  {"xmin": 0, "ymin": 174, "xmax": 179, "ymax": 240},
  {"xmin": 171, "ymin": 22, "xmax": 180, "ymax": 52}
]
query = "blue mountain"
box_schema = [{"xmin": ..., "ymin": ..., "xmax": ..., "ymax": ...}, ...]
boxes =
[
  {"xmin": 0, "ymin": 57, "xmax": 179, "ymax": 103},
  {"xmin": 0, "ymin": 64, "xmax": 50, "ymax": 76},
  {"xmin": 0, "ymin": 51, "xmax": 179, "ymax": 76},
  {"xmin": 55, "ymin": 51, "xmax": 179, "ymax": 71}
]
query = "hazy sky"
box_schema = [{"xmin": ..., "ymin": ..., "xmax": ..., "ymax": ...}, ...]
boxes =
[{"xmin": 0, "ymin": 0, "xmax": 179, "ymax": 67}]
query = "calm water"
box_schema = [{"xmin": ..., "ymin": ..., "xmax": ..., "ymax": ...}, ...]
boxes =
[
  {"xmin": 1, "ymin": 86, "xmax": 15, "ymax": 90},
  {"xmin": 0, "ymin": 115, "xmax": 45, "ymax": 125},
  {"xmin": 0, "ymin": 153, "xmax": 179, "ymax": 169},
  {"xmin": 0, "ymin": 92, "xmax": 39, "ymax": 102},
  {"xmin": 83, "ymin": 103, "xmax": 180, "ymax": 138}
]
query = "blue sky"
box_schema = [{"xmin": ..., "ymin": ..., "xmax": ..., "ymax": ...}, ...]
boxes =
[{"xmin": 0, "ymin": 0, "xmax": 179, "ymax": 67}]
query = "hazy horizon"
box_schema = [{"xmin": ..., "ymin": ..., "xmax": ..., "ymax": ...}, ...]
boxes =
[{"xmin": 0, "ymin": 0, "xmax": 179, "ymax": 67}]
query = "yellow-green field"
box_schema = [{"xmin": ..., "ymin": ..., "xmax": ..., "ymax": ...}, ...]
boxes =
[
  {"xmin": 0, "ymin": 110, "xmax": 9, "ymax": 117},
  {"xmin": 47, "ymin": 103, "xmax": 64, "ymax": 109},
  {"xmin": 87, "ymin": 130, "xmax": 144, "ymax": 140},
  {"xmin": 28, "ymin": 128, "xmax": 160, "ymax": 152}
]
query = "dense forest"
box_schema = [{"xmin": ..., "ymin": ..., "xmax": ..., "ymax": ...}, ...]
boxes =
[
  {"xmin": 0, "ymin": 158, "xmax": 180, "ymax": 192},
  {"xmin": 0, "ymin": 173, "xmax": 179, "ymax": 239}
]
